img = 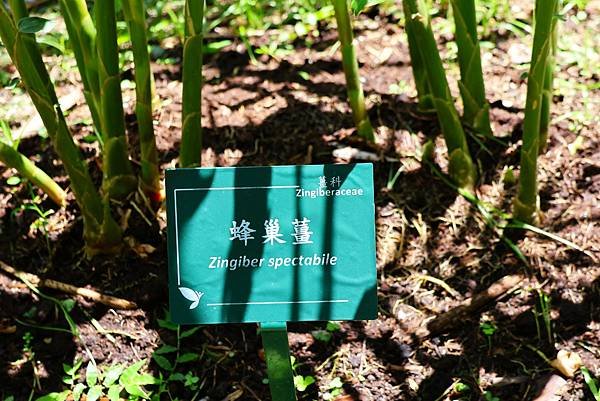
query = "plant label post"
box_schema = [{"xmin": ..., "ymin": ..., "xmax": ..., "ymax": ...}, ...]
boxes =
[{"xmin": 166, "ymin": 163, "xmax": 377, "ymax": 400}]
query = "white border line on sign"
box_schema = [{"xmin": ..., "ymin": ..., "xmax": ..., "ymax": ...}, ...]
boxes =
[
  {"xmin": 174, "ymin": 185, "xmax": 299, "ymax": 285},
  {"xmin": 207, "ymin": 300, "xmax": 349, "ymax": 306}
]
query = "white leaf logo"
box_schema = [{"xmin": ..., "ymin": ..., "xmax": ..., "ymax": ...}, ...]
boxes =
[{"xmin": 178, "ymin": 287, "xmax": 204, "ymax": 310}]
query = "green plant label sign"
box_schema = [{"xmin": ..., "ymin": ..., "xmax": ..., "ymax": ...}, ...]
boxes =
[{"xmin": 166, "ymin": 163, "xmax": 377, "ymax": 324}]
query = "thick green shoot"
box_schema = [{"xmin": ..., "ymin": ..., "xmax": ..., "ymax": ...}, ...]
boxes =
[
  {"xmin": 95, "ymin": 0, "xmax": 137, "ymax": 199},
  {"xmin": 122, "ymin": 0, "xmax": 161, "ymax": 200},
  {"xmin": 332, "ymin": 0, "xmax": 374, "ymax": 141},
  {"xmin": 513, "ymin": 0, "xmax": 559, "ymax": 222},
  {"xmin": 403, "ymin": 0, "xmax": 476, "ymax": 189},
  {"xmin": 0, "ymin": 135, "xmax": 67, "ymax": 206},
  {"xmin": 450, "ymin": 0, "xmax": 491, "ymax": 135},
  {"xmin": 0, "ymin": 3, "xmax": 122, "ymax": 255},
  {"xmin": 180, "ymin": 0, "xmax": 204, "ymax": 168}
]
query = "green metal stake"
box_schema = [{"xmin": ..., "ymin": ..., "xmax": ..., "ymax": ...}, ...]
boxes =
[{"xmin": 260, "ymin": 322, "xmax": 297, "ymax": 401}]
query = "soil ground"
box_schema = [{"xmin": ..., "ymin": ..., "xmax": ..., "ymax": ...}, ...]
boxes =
[{"xmin": 0, "ymin": 2, "xmax": 599, "ymax": 400}]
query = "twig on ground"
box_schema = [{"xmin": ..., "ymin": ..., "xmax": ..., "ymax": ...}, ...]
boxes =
[
  {"xmin": 415, "ymin": 274, "xmax": 524, "ymax": 337},
  {"xmin": 0, "ymin": 260, "xmax": 137, "ymax": 310}
]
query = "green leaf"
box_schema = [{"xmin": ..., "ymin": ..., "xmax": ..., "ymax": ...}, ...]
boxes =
[
  {"xmin": 60, "ymin": 299, "xmax": 75, "ymax": 312},
  {"xmin": 132, "ymin": 373, "xmax": 158, "ymax": 386},
  {"xmin": 351, "ymin": 0, "xmax": 368, "ymax": 15},
  {"xmin": 152, "ymin": 354, "xmax": 173, "ymax": 371},
  {"xmin": 37, "ymin": 35, "xmax": 64, "ymax": 53},
  {"xmin": 480, "ymin": 322, "xmax": 497, "ymax": 336},
  {"xmin": 454, "ymin": 381, "xmax": 470, "ymax": 393},
  {"xmin": 176, "ymin": 353, "xmax": 199, "ymax": 363},
  {"xmin": 86, "ymin": 386, "xmax": 103, "ymax": 401},
  {"xmin": 34, "ymin": 391, "xmax": 70, "ymax": 401},
  {"xmin": 157, "ymin": 318, "xmax": 178, "ymax": 331},
  {"xmin": 298, "ymin": 71, "xmax": 310, "ymax": 81},
  {"xmin": 63, "ymin": 358, "xmax": 82, "ymax": 375},
  {"xmin": 484, "ymin": 391, "xmax": 500, "ymax": 401},
  {"xmin": 81, "ymin": 134, "xmax": 99, "ymax": 144},
  {"xmin": 311, "ymin": 329, "xmax": 332, "ymax": 342},
  {"xmin": 204, "ymin": 40, "xmax": 232, "ymax": 54},
  {"xmin": 63, "ymin": 363, "xmax": 74, "ymax": 375},
  {"xmin": 107, "ymin": 385, "xmax": 122, "ymax": 401},
  {"xmin": 183, "ymin": 372, "xmax": 200, "ymax": 387},
  {"xmin": 85, "ymin": 361, "xmax": 99, "ymax": 387},
  {"xmin": 5, "ymin": 77, "xmax": 20, "ymax": 89},
  {"xmin": 17, "ymin": 17, "xmax": 55, "ymax": 34},
  {"xmin": 294, "ymin": 375, "xmax": 315, "ymax": 392},
  {"xmin": 119, "ymin": 360, "xmax": 156, "ymax": 398},
  {"xmin": 72, "ymin": 383, "xmax": 85, "ymax": 401},
  {"xmin": 6, "ymin": 176, "xmax": 21, "ymax": 186},
  {"xmin": 103, "ymin": 364, "xmax": 124, "ymax": 387},
  {"xmin": 326, "ymin": 321, "xmax": 341, "ymax": 332},
  {"xmin": 294, "ymin": 21, "xmax": 308, "ymax": 36},
  {"xmin": 581, "ymin": 367, "xmax": 600, "ymax": 401},
  {"xmin": 120, "ymin": 360, "xmax": 150, "ymax": 384},
  {"xmin": 506, "ymin": 220, "xmax": 587, "ymax": 254},
  {"xmin": 154, "ymin": 344, "xmax": 178, "ymax": 354},
  {"xmin": 124, "ymin": 384, "xmax": 148, "ymax": 398},
  {"xmin": 168, "ymin": 372, "xmax": 186, "ymax": 382},
  {"xmin": 328, "ymin": 377, "xmax": 343, "ymax": 389},
  {"xmin": 180, "ymin": 326, "xmax": 201, "ymax": 338}
]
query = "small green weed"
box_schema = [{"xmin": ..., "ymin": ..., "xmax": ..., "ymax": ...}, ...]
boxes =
[
  {"xmin": 291, "ymin": 355, "xmax": 315, "ymax": 392},
  {"xmin": 322, "ymin": 376, "xmax": 344, "ymax": 400},
  {"xmin": 151, "ymin": 313, "xmax": 204, "ymax": 399},
  {"xmin": 533, "ymin": 289, "xmax": 553, "ymax": 344},
  {"xmin": 483, "ymin": 390, "xmax": 500, "ymax": 401},
  {"xmin": 480, "ymin": 320, "xmax": 497, "ymax": 352},
  {"xmin": 10, "ymin": 331, "xmax": 41, "ymax": 398},
  {"xmin": 35, "ymin": 359, "xmax": 157, "ymax": 401},
  {"xmin": 311, "ymin": 321, "xmax": 341, "ymax": 343}
]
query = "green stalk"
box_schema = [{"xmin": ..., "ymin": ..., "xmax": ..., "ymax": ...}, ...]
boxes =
[
  {"xmin": 0, "ymin": 3, "xmax": 122, "ymax": 254},
  {"xmin": 122, "ymin": 0, "xmax": 161, "ymax": 199},
  {"xmin": 7, "ymin": 0, "xmax": 53, "ymax": 101},
  {"xmin": 58, "ymin": 0, "xmax": 102, "ymax": 129},
  {"xmin": 403, "ymin": 0, "xmax": 434, "ymax": 110},
  {"xmin": 95, "ymin": 0, "xmax": 136, "ymax": 198},
  {"xmin": 7, "ymin": 0, "xmax": 27, "ymax": 22},
  {"xmin": 0, "ymin": 141, "xmax": 67, "ymax": 206},
  {"xmin": 538, "ymin": 0, "xmax": 559, "ymax": 154},
  {"xmin": 513, "ymin": 0, "xmax": 558, "ymax": 222},
  {"xmin": 332, "ymin": 0, "xmax": 374, "ymax": 141},
  {"xmin": 450, "ymin": 0, "xmax": 491, "ymax": 135},
  {"xmin": 180, "ymin": 0, "xmax": 204, "ymax": 168},
  {"xmin": 403, "ymin": 0, "xmax": 476, "ymax": 189}
]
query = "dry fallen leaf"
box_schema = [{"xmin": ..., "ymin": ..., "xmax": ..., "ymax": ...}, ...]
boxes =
[
  {"xmin": 124, "ymin": 236, "xmax": 156, "ymax": 258},
  {"xmin": 334, "ymin": 395, "xmax": 356, "ymax": 401},
  {"xmin": 0, "ymin": 324, "xmax": 16, "ymax": 334},
  {"xmin": 532, "ymin": 374, "xmax": 568, "ymax": 401},
  {"xmin": 550, "ymin": 349, "xmax": 582, "ymax": 378},
  {"xmin": 222, "ymin": 388, "xmax": 244, "ymax": 401}
]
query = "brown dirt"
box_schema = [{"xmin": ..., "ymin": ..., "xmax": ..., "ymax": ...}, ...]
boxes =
[{"xmin": 0, "ymin": 4, "xmax": 599, "ymax": 401}]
